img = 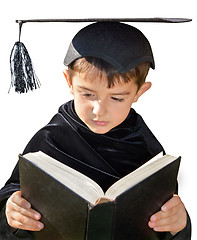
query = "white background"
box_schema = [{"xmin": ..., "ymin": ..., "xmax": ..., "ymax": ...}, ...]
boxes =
[{"xmin": 0, "ymin": 0, "xmax": 196, "ymax": 238}]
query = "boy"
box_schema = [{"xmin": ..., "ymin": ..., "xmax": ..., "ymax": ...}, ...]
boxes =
[{"xmin": 0, "ymin": 22, "xmax": 191, "ymax": 239}]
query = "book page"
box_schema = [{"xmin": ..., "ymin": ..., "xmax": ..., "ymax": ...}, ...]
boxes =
[
  {"xmin": 23, "ymin": 151, "xmax": 104, "ymax": 205},
  {"xmin": 105, "ymin": 154, "xmax": 177, "ymax": 200}
]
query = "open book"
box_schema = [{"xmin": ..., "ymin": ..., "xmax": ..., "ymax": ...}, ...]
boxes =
[{"xmin": 19, "ymin": 151, "xmax": 181, "ymax": 240}]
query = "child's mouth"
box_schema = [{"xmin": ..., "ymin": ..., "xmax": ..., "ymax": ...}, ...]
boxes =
[{"xmin": 93, "ymin": 120, "xmax": 108, "ymax": 126}]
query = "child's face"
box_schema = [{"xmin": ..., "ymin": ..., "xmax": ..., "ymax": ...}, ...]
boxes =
[{"xmin": 65, "ymin": 70, "xmax": 150, "ymax": 134}]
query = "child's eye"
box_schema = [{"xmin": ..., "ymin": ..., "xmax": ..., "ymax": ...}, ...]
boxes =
[
  {"xmin": 82, "ymin": 92, "xmax": 95, "ymax": 98},
  {"xmin": 111, "ymin": 97, "xmax": 124, "ymax": 102}
]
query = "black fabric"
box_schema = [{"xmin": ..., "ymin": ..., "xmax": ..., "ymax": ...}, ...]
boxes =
[
  {"xmin": 0, "ymin": 100, "xmax": 191, "ymax": 239},
  {"xmin": 64, "ymin": 22, "xmax": 155, "ymax": 72}
]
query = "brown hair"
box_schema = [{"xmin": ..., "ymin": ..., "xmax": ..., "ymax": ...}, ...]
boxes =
[{"xmin": 67, "ymin": 57, "xmax": 150, "ymax": 90}]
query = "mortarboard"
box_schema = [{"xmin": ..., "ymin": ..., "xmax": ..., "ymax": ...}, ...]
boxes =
[{"xmin": 9, "ymin": 18, "xmax": 192, "ymax": 94}]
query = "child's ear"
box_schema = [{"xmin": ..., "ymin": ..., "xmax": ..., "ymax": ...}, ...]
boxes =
[
  {"xmin": 133, "ymin": 82, "xmax": 152, "ymax": 103},
  {"xmin": 63, "ymin": 69, "xmax": 73, "ymax": 94}
]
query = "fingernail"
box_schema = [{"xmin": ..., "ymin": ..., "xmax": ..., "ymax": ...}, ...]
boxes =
[
  {"xmin": 38, "ymin": 222, "xmax": 44, "ymax": 229},
  {"xmin": 25, "ymin": 203, "xmax": 31, "ymax": 209},
  {"xmin": 161, "ymin": 205, "xmax": 167, "ymax": 211},
  {"xmin": 35, "ymin": 212, "xmax": 41, "ymax": 219},
  {"xmin": 150, "ymin": 215, "xmax": 157, "ymax": 221},
  {"xmin": 149, "ymin": 221, "xmax": 155, "ymax": 228}
]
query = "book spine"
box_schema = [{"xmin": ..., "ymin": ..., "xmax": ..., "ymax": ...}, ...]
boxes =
[{"xmin": 86, "ymin": 202, "xmax": 115, "ymax": 240}]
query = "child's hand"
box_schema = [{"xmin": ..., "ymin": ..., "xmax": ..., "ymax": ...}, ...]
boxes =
[
  {"xmin": 5, "ymin": 191, "xmax": 44, "ymax": 232},
  {"xmin": 148, "ymin": 195, "xmax": 187, "ymax": 235}
]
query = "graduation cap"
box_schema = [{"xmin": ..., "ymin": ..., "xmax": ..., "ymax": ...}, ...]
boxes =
[{"xmin": 9, "ymin": 18, "xmax": 192, "ymax": 94}]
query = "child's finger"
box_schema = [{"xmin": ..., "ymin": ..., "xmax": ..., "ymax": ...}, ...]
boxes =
[
  {"xmin": 11, "ymin": 201, "xmax": 41, "ymax": 220},
  {"xmin": 9, "ymin": 214, "xmax": 44, "ymax": 231},
  {"xmin": 161, "ymin": 195, "xmax": 182, "ymax": 211},
  {"xmin": 150, "ymin": 206, "xmax": 173, "ymax": 222},
  {"xmin": 9, "ymin": 191, "xmax": 31, "ymax": 209},
  {"xmin": 150, "ymin": 223, "xmax": 176, "ymax": 233},
  {"xmin": 150, "ymin": 205, "xmax": 177, "ymax": 223},
  {"xmin": 149, "ymin": 213, "xmax": 176, "ymax": 228}
]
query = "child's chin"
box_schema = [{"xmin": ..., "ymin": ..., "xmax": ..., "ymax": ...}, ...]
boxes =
[{"xmin": 88, "ymin": 126, "xmax": 111, "ymax": 134}]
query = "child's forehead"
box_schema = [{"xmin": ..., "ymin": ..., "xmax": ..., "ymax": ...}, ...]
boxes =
[
  {"xmin": 72, "ymin": 71, "xmax": 136, "ymax": 90},
  {"xmin": 73, "ymin": 71, "xmax": 110, "ymax": 85}
]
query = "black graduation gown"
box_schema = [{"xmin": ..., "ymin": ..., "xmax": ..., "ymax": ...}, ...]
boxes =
[{"xmin": 0, "ymin": 101, "xmax": 191, "ymax": 239}]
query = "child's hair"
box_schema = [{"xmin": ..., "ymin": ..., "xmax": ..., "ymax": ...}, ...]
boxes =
[{"xmin": 67, "ymin": 57, "xmax": 150, "ymax": 90}]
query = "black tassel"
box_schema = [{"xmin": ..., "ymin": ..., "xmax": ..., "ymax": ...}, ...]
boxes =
[{"xmin": 9, "ymin": 22, "xmax": 40, "ymax": 93}]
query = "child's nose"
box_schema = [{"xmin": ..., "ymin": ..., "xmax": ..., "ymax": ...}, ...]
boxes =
[{"xmin": 92, "ymin": 100, "xmax": 106, "ymax": 117}]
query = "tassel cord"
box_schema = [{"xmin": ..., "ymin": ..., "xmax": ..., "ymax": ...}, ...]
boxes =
[{"xmin": 18, "ymin": 21, "xmax": 23, "ymax": 42}]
